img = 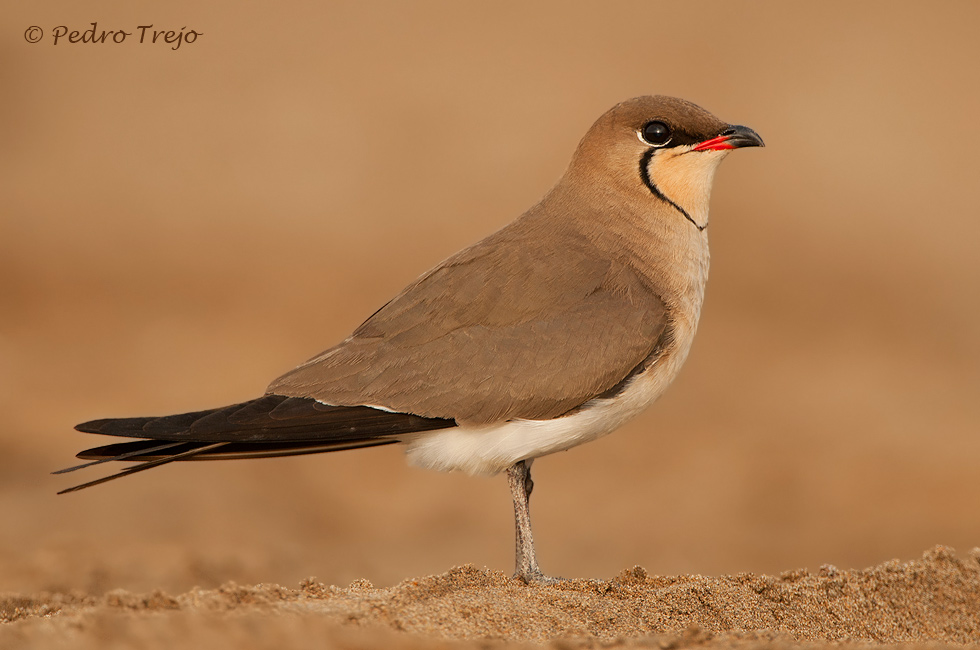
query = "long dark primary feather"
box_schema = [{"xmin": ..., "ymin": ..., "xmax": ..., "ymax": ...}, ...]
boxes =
[
  {"xmin": 75, "ymin": 395, "xmax": 456, "ymax": 443},
  {"xmin": 74, "ymin": 438, "xmax": 399, "ymax": 463},
  {"xmin": 59, "ymin": 394, "xmax": 456, "ymax": 493}
]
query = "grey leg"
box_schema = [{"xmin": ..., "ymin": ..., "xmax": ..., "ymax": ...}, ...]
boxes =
[{"xmin": 506, "ymin": 459, "xmax": 558, "ymax": 584}]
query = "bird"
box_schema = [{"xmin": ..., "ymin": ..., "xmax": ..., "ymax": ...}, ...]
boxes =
[{"xmin": 57, "ymin": 96, "xmax": 763, "ymax": 583}]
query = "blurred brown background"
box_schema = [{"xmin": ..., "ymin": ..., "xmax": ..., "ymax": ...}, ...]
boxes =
[{"xmin": 1, "ymin": 1, "xmax": 978, "ymax": 596}]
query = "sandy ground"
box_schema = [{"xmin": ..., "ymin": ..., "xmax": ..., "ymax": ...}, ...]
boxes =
[
  {"xmin": 3, "ymin": 547, "xmax": 979, "ymax": 649},
  {"xmin": 2, "ymin": 1, "xmax": 980, "ymax": 648}
]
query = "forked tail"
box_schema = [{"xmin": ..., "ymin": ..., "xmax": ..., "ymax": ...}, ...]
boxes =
[{"xmin": 57, "ymin": 394, "xmax": 456, "ymax": 494}]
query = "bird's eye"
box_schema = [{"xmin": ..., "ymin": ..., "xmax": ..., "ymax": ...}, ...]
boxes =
[{"xmin": 639, "ymin": 121, "xmax": 672, "ymax": 147}]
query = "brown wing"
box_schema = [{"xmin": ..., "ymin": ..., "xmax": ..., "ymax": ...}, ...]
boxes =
[{"xmin": 267, "ymin": 219, "xmax": 669, "ymax": 424}]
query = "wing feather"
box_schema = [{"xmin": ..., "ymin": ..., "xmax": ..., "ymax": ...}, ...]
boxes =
[{"xmin": 268, "ymin": 221, "xmax": 668, "ymax": 423}]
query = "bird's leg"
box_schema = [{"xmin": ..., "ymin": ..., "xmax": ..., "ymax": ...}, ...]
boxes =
[{"xmin": 506, "ymin": 459, "xmax": 558, "ymax": 584}]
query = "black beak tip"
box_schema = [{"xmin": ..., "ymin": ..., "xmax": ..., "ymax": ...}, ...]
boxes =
[{"xmin": 724, "ymin": 124, "xmax": 765, "ymax": 148}]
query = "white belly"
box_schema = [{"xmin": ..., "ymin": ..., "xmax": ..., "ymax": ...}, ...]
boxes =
[{"xmin": 402, "ymin": 319, "xmax": 698, "ymax": 476}]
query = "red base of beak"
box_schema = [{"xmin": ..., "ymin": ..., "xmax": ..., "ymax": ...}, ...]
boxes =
[{"xmin": 692, "ymin": 135, "xmax": 736, "ymax": 152}]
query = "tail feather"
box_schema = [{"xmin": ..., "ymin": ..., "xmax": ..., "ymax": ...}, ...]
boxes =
[
  {"xmin": 59, "ymin": 394, "xmax": 456, "ymax": 493},
  {"xmin": 57, "ymin": 442, "xmax": 230, "ymax": 494},
  {"xmin": 52, "ymin": 441, "xmax": 186, "ymax": 474}
]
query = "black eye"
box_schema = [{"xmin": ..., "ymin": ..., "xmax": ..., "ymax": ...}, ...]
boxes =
[{"xmin": 640, "ymin": 121, "xmax": 672, "ymax": 146}]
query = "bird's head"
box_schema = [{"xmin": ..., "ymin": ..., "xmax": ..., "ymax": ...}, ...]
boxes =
[{"xmin": 568, "ymin": 96, "xmax": 763, "ymax": 231}]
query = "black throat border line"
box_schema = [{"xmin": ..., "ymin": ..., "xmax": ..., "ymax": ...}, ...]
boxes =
[{"xmin": 639, "ymin": 149, "xmax": 705, "ymax": 232}]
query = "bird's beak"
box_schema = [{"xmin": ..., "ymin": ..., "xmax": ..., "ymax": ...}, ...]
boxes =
[{"xmin": 692, "ymin": 125, "xmax": 765, "ymax": 151}]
